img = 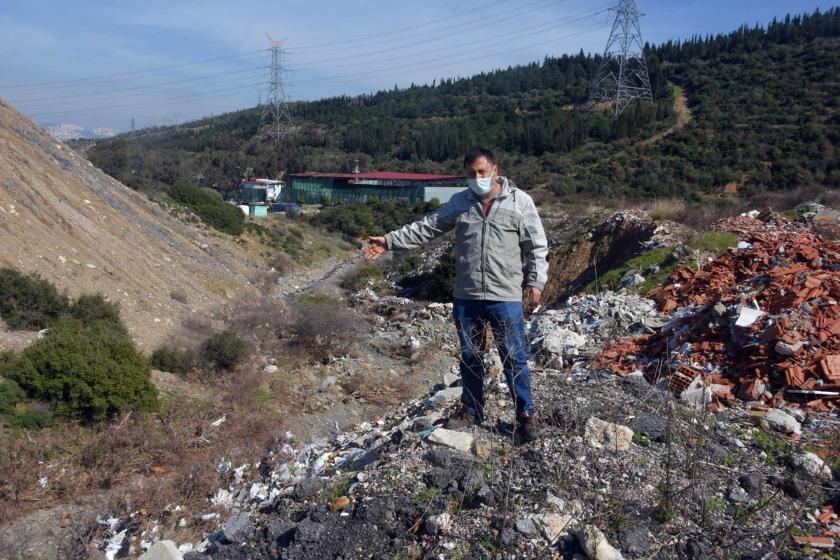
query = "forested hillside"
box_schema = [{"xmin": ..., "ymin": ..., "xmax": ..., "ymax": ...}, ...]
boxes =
[{"xmin": 88, "ymin": 8, "xmax": 840, "ymax": 201}]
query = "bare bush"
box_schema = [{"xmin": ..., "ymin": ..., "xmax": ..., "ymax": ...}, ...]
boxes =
[
  {"xmin": 228, "ymin": 299, "xmax": 290, "ymax": 347},
  {"xmin": 647, "ymin": 198, "xmax": 686, "ymax": 222},
  {"xmin": 291, "ymin": 297, "xmax": 363, "ymax": 361},
  {"xmin": 676, "ymin": 202, "xmax": 744, "ymax": 230}
]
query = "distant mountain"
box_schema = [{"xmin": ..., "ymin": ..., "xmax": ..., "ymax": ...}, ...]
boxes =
[{"xmin": 43, "ymin": 123, "xmax": 118, "ymax": 141}]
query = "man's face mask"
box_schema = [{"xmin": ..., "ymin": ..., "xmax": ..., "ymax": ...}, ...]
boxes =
[{"xmin": 467, "ymin": 176, "xmax": 494, "ymax": 196}]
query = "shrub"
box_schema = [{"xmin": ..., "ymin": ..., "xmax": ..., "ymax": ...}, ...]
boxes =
[
  {"xmin": 0, "ymin": 268, "xmax": 70, "ymax": 330},
  {"xmin": 9, "ymin": 320, "xmax": 158, "ymax": 422},
  {"xmin": 202, "ymin": 330, "xmax": 247, "ymax": 371},
  {"xmin": 0, "ymin": 376, "xmax": 25, "ymax": 415},
  {"xmin": 151, "ymin": 346, "xmax": 194, "ymax": 374},
  {"xmin": 292, "ymin": 297, "xmax": 361, "ymax": 360},
  {"xmin": 69, "ymin": 294, "xmax": 129, "ymax": 337},
  {"xmin": 341, "ymin": 263, "xmax": 384, "ymax": 292},
  {"xmin": 169, "ymin": 182, "xmax": 244, "ymax": 236}
]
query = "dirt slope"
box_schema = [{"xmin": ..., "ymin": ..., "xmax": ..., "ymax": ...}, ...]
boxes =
[{"xmin": 0, "ymin": 98, "xmax": 262, "ymax": 349}]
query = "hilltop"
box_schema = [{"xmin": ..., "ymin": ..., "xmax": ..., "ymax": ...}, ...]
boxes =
[{"xmin": 86, "ymin": 9, "xmax": 840, "ymax": 203}]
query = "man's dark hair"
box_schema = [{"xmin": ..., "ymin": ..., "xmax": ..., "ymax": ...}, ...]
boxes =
[{"xmin": 463, "ymin": 147, "xmax": 496, "ymax": 167}]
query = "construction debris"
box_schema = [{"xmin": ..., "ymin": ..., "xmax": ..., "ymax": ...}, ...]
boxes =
[{"xmin": 592, "ymin": 211, "xmax": 840, "ymax": 410}]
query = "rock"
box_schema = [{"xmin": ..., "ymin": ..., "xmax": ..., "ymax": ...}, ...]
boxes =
[
  {"xmin": 139, "ymin": 541, "xmax": 183, "ymax": 560},
  {"xmin": 330, "ymin": 496, "xmax": 351, "ymax": 511},
  {"xmin": 630, "ymin": 413, "xmax": 668, "ymax": 442},
  {"xmin": 411, "ymin": 416, "xmax": 434, "ymax": 432},
  {"xmin": 763, "ymin": 409, "xmax": 802, "ymax": 436},
  {"xmin": 263, "ymin": 364, "xmax": 278, "ymax": 374},
  {"xmin": 535, "ymin": 513, "xmax": 574, "ymax": 544},
  {"xmin": 617, "ymin": 523, "xmax": 650, "ymax": 555},
  {"xmin": 427, "ymin": 387, "xmax": 462, "ymax": 409},
  {"xmin": 544, "ymin": 328, "xmax": 590, "ymax": 355},
  {"xmin": 220, "ymin": 512, "xmax": 252, "ymax": 544},
  {"xmin": 427, "ymin": 428, "xmax": 474, "ymax": 454},
  {"xmin": 514, "ymin": 518, "xmax": 536, "ymax": 536},
  {"xmin": 293, "ymin": 477, "xmax": 325, "ymax": 500},
  {"xmin": 425, "ymin": 448, "xmax": 479, "ymax": 469},
  {"xmin": 584, "ymin": 417, "xmax": 634, "ymax": 451},
  {"xmin": 727, "ymin": 486, "xmax": 750, "ymax": 504},
  {"xmin": 472, "ymin": 440, "xmax": 492, "ymax": 459},
  {"xmin": 790, "ymin": 452, "xmax": 833, "ymax": 480},
  {"xmin": 424, "ymin": 513, "xmax": 451, "ymax": 535},
  {"xmin": 774, "ymin": 340, "xmax": 804, "ymax": 356},
  {"xmin": 578, "ymin": 525, "xmax": 625, "ymax": 560},
  {"xmin": 738, "ymin": 474, "xmax": 765, "ymax": 498},
  {"xmin": 442, "ymin": 371, "xmax": 460, "ymax": 387},
  {"xmin": 472, "ymin": 484, "xmax": 496, "ymax": 507}
]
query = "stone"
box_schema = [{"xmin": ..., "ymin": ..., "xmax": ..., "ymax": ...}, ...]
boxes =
[
  {"xmin": 578, "ymin": 525, "xmax": 625, "ymax": 560},
  {"xmin": 139, "ymin": 541, "xmax": 183, "ymax": 560},
  {"xmin": 584, "ymin": 417, "xmax": 634, "ymax": 451},
  {"xmin": 514, "ymin": 518, "xmax": 536, "ymax": 536},
  {"xmin": 442, "ymin": 371, "xmax": 460, "ymax": 387},
  {"xmin": 220, "ymin": 512, "xmax": 252, "ymax": 544},
  {"xmin": 472, "ymin": 440, "xmax": 492, "ymax": 459},
  {"xmin": 411, "ymin": 416, "xmax": 434, "ymax": 432},
  {"xmin": 428, "ymin": 387, "xmax": 462, "ymax": 409},
  {"xmin": 738, "ymin": 474, "xmax": 765, "ymax": 498},
  {"xmin": 263, "ymin": 364, "xmax": 278, "ymax": 374},
  {"xmin": 617, "ymin": 523, "xmax": 650, "ymax": 555},
  {"xmin": 726, "ymin": 486, "xmax": 750, "ymax": 504},
  {"xmin": 535, "ymin": 513, "xmax": 574, "ymax": 544},
  {"xmin": 330, "ymin": 496, "xmax": 351, "ymax": 511},
  {"xmin": 680, "ymin": 377, "xmax": 712, "ymax": 407},
  {"xmin": 630, "ymin": 413, "xmax": 668, "ymax": 442},
  {"xmin": 790, "ymin": 452, "xmax": 833, "ymax": 480},
  {"xmin": 425, "ymin": 448, "xmax": 479, "ymax": 469},
  {"xmin": 427, "ymin": 428, "xmax": 474, "ymax": 454},
  {"xmin": 763, "ymin": 408, "xmax": 801, "ymax": 436},
  {"xmin": 544, "ymin": 328, "xmax": 589, "ymax": 355},
  {"xmin": 424, "ymin": 513, "xmax": 451, "ymax": 535},
  {"xmin": 293, "ymin": 477, "xmax": 325, "ymax": 500}
]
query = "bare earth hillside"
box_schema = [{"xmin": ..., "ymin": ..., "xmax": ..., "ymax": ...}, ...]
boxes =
[{"xmin": 0, "ymin": 98, "xmax": 262, "ymax": 349}]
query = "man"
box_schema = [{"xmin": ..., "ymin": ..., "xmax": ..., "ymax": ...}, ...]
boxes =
[{"xmin": 363, "ymin": 147, "xmax": 548, "ymax": 442}]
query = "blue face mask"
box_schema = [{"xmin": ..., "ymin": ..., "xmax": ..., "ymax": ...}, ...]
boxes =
[{"xmin": 467, "ymin": 176, "xmax": 495, "ymax": 196}]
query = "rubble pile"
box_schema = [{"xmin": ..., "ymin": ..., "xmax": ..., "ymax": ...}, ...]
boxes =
[
  {"xmin": 528, "ymin": 292, "xmax": 666, "ymax": 369},
  {"xmin": 593, "ymin": 211, "xmax": 840, "ymax": 409}
]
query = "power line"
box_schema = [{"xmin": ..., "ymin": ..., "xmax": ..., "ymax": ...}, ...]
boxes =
[
  {"xmin": 27, "ymin": 82, "xmax": 266, "ymax": 120},
  {"xmin": 286, "ymin": 0, "xmax": 520, "ymax": 52},
  {"xmin": 286, "ymin": 6, "xmax": 607, "ymax": 73},
  {"xmin": 0, "ymin": 49, "xmax": 267, "ymax": 90},
  {"xmin": 285, "ymin": 22, "xmax": 607, "ymax": 88},
  {"xmin": 10, "ymin": 66, "xmax": 265, "ymax": 106}
]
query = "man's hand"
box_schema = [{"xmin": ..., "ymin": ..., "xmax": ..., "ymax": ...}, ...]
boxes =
[
  {"xmin": 363, "ymin": 236, "xmax": 388, "ymax": 260},
  {"xmin": 524, "ymin": 287, "xmax": 542, "ymax": 313}
]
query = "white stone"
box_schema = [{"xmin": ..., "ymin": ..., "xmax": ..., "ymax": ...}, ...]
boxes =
[
  {"xmin": 791, "ymin": 452, "xmax": 833, "ymax": 480},
  {"xmin": 428, "ymin": 387, "xmax": 462, "ymax": 408},
  {"xmin": 763, "ymin": 408, "xmax": 802, "ymax": 436},
  {"xmin": 264, "ymin": 364, "xmax": 278, "ymax": 374},
  {"xmin": 138, "ymin": 541, "xmax": 183, "ymax": 560},
  {"xmin": 424, "ymin": 512, "xmax": 451, "ymax": 535},
  {"xmin": 427, "ymin": 428, "xmax": 474, "ymax": 454},
  {"xmin": 584, "ymin": 417, "xmax": 634, "ymax": 452},
  {"xmin": 543, "ymin": 328, "xmax": 589, "ymax": 354},
  {"xmin": 578, "ymin": 525, "xmax": 624, "ymax": 560}
]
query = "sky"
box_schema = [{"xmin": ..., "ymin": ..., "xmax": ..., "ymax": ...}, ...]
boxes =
[{"xmin": 0, "ymin": 0, "xmax": 835, "ymax": 131}]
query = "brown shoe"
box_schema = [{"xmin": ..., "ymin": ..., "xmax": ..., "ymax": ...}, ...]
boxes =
[
  {"xmin": 516, "ymin": 411, "xmax": 540, "ymax": 443},
  {"xmin": 445, "ymin": 407, "xmax": 479, "ymax": 431}
]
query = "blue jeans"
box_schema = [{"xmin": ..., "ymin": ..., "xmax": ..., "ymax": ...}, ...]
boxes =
[{"xmin": 453, "ymin": 299, "xmax": 535, "ymax": 420}]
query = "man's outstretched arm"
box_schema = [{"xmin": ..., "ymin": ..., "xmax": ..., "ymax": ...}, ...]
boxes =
[{"xmin": 364, "ymin": 202, "xmax": 458, "ymax": 260}]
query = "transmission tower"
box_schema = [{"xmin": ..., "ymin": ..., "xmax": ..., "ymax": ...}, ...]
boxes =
[
  {"xmin": 588, "ymin": 0, "xmax": 653, "ymax": 117},
  {"xmin": 260, "ymin": 33, "xmax": 293, "ymax": 142}
]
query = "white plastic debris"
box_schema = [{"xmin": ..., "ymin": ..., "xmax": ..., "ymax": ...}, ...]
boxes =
[
  {"xmin": 735, "ymin": 307, "xmax": 766, "ymax": 327},
  {"xmin": 210, "ymin": 415, "xmax": 226, "ymax": 427}
]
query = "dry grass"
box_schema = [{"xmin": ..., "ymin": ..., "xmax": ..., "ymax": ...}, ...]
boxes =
[
  {"xmin": 646, "ymin": 198, "xmax": 687, "ymax": 222},
  {"xmin": 675, "ymin": 202, "xmax": 744, "ymax": 230},
  {"xmin": 0, "ymin": 362, "xmax": 285, "ymax": 534}
]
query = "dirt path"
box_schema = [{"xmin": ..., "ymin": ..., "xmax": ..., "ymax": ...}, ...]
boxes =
[{"xmin": 641, "ymin": 84, "xmax": 692, "ymax": 146}]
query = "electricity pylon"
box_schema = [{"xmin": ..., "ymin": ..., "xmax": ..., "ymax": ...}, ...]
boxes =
[
  {"xmin": 588, "ymin": 0, "xmax": 654, "ymax": 117},
  {"xmin": 261, "ymin": 33, "xmax": 292, "ymax": 142}
]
